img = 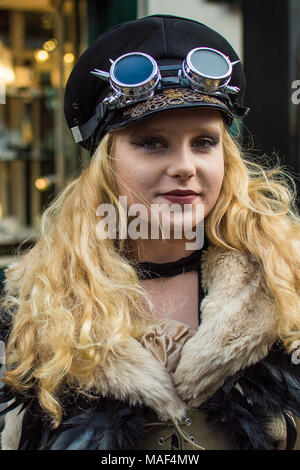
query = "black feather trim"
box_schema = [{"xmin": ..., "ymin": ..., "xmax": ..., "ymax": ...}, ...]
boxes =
[
  {"xmin": 2, "ymin": 342, "xmax": 300, "ymax": 450},
  {"xmin": 0, "ymin": 379, "xmax": 147, "ymax": 450},
  {"xmin": 18, "ymin": 394, "xmax": 146, "ymax": 450},
  {"xmin": 284, "ymin": 411, "xmax": 297, "ymax": 450},
  {"xmin": 199, "ymin": 342, "xmax": 300, "ymax": 450},
  {"xmin": 0, "ymin": 383, "xmax": 35, "ymax": 417}
]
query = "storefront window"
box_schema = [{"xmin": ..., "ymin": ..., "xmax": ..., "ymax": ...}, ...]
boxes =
[{"xmin": 0, "ymin": 0, "xmax": 88, "ymax": 264}]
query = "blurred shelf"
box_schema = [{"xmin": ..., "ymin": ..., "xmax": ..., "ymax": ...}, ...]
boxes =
[
  {"xmin": 0, "ymin": 149, "xmax": 17, "ymax": 161},
  {"xmin": 6, "ymin": 87, "xmax": 44, "ymax": 99},
  {"xmin": 0, "ymin": 228, "xmax": 36, "ymax": 245},
  {"xmin": 0, "ymin": 148, "xmax": 54, "ymax": 161}
]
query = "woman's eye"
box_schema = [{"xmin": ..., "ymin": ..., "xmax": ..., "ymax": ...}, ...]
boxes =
[
  {"xmin": 133, "ymin": 139, "xmax": 166, "ymax": 151},
  {"xmin": 192, "ymin": 137, "xmax": 218, "ymax": 149}
]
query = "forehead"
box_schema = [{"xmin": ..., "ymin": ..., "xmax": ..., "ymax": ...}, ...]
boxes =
[{"xmin": 117, "ymin": 107, "xmax": 224, "ymax": 134}]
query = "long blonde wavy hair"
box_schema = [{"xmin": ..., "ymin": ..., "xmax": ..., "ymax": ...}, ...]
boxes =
[{"xmin": 1, "ymin": 119, "xmax": 300, "ymax": 427}]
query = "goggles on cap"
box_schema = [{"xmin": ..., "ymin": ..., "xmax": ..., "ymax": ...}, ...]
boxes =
[
  {"xmin": 71, "ymin": 47, "xmax": 243, "ymax": 144},
  {"xmin": 90, "ymin": 47, "xmax": 240, "ymax": 108}
]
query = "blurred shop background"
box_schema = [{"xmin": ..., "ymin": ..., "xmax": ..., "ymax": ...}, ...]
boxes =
[{"xmin": 0, "ymin": 0, "xmax": 299, "ymax": 283}]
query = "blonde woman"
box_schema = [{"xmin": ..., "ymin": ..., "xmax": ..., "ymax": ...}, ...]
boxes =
[{"xmin": 0, "ymin": 15, "xmax": 300, "ymax": 450}]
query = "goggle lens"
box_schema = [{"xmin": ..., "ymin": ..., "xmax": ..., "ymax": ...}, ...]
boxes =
[
  {"xmin": 190, "ymin": 49, "xmax": 229, "ymax": 78},
  {"xmin": 114, "ymin": 54, "xmax": 154, "ymax": 85}
]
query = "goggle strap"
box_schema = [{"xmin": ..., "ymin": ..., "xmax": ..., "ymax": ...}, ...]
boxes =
[
  {"xmin": 71, "ymin": 102, "xmax": 107, "ymax": 143},
  {"xmin": 159, "ymin": 77, "xmax": 182, "ymax": 87},
  {"xmin": 159, "ymin": 65, "xmax": 182, "ymax": 71}
]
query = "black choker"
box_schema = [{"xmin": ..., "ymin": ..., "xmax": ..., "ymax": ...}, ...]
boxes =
[{"xmin": 136, "ymin": 237, "xmax": 209, "ymax": 279}]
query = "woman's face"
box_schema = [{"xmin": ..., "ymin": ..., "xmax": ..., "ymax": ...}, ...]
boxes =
[{"xmin": 111, "ymin": 107, "xmax": 224, "ymax": 239}]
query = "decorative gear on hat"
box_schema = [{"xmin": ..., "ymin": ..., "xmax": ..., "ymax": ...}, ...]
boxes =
[{"xmin": 108, "ymin": 88, "xmax": 231, "ymax": 130}]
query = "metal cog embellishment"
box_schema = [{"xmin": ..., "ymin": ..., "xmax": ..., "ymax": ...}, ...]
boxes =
[
  {"xmin": 122, "ymin": 88, "xmax": 227, "ymax": 119},
  {"xmin": 180, "ymin": 89, "xmax": 204, "ymax": 103},
  {"xmin": 163, "ymin": 89, "xmax": 186, "ymax": 105},
  {"xmin": 201, "ymin": 94, "xmax": 221, "ymax": 104}
]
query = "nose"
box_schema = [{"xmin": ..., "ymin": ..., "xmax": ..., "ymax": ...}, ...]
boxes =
[{"xmin": 166, "ymin": 144, "xmax": 196, "ymax": 179}]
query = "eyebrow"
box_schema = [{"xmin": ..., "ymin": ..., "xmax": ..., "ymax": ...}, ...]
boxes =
[{"xmin": 128, "ymin": 126, "xmax": 221, "ymax": 135}]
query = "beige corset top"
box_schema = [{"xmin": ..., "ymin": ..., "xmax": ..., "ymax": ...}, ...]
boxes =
[
  {"xmin": 139, "ymin": 318, "xmax": 287, "ymax": 450},
  {"xmin": 140, "ymin": 319, "xmax": 197, "ymax": 374}
]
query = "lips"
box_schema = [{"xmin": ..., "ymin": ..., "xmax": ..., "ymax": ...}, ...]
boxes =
[
  {"xmin": 161, "ymin": 190, "xmax": 198, "ymax": 196},
  {"xmin": 159, "ymin": 191, "xmax": 199, "ymax": 205}
]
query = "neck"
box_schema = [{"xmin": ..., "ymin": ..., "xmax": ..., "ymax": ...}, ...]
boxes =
[
  {"xmin": 136, "ymin": 237, "xmax": 205, "ymax": 264},
  {"xmin": 135, "ymin": 237, "xmax": 208, "ymax": 280}
]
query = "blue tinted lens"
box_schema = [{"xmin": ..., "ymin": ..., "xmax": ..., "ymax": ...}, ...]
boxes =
[
  {"xmin": 114, "ymin": 55, "xmax": 154, "ymax": 85},
  {"xmin": 190, "ymin": 50, "xmax": 229, "ymax": 77}
]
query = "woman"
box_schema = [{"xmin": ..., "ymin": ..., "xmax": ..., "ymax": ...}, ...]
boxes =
[{"xmin": 0, "ymin": 14, "xmax": 300, "ymax": 450}]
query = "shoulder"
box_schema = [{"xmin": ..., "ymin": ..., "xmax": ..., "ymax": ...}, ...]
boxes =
[
  {"xmin": 201, "ymin": 244, "xmax": 261, "ymax": 292},
  {"xmin": 0, "ymin": 260, "xmax": 22, "ymax": 344},
  {"xmin": 198, "ymin": 343, "xmax": 300, "ymax": 450},
  {"xmin": 1, "ymin": 404, "xmax": 25, "ymax": 450}
]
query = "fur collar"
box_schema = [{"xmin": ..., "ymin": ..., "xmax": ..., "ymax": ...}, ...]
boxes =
[
  {"xmin": 3, "ymin": 246, "xmax": 280, "ymax": 422},
  {"xmin": 0, "ymin": 245, "xmax": 289, "ymax": 450},
  {"xmin": 91, "ymin": 245, "xmax": 280, "ymax": 421}
]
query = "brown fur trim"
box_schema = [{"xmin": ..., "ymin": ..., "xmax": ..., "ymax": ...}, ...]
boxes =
[
  {"xmin": 172, "ymin": 245, "xmax": 280, "ymax": 407},
  {"xmin": 93, "ymin": 335, "xmax": 187, "ymax": 422}
]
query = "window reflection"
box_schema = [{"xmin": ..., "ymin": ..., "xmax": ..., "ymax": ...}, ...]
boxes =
[{"xmin": 0, "ymin": 1, "xmax": 87, "ymax": 261}]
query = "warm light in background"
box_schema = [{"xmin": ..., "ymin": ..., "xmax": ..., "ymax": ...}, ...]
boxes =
[
  {"xmin": 34, "ymin": 49, "xmax": 49, "ymax": 63},
  {"xmin": 43, "ymin": 39, "xmax": 58, "ymax": 52},
  {"xmin": 63, "ymin": 52, "xmax": 75, "ymax": 64},
  {"xmin": 0, "ymin": 40, "xmax": 15, "ymax": 84},
  {"xmin": 35, "ymin": 174, "xmax": 56, "ymax": 191},
  {"xmin": 0, "ymin": 203, "xmax": 2, "ymax": 220},
  {"xmin": 35, "ymin": 177, "xmax": 50, "ymax": 191},
  {"xmin": 0, "ymin": 64, "xmax": 15, "ymax": 84}
]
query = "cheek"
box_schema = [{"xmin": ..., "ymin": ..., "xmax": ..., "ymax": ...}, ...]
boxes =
[
  {"xmin": 204, "ymin": 154, "xmax": 224, "ymax": 199},
  {"xmin": 112, "ymin": 145, "xmax": 137, "ymax": 193},
  {"xmin": 114, "ymin": 158, "xmax": 156, "ymax": 204},
  {"xmin": 213, "ymin": 162, "xmax": 225, "ymax": 193},
  {"xmin": 116, "ymin": 153, "xmax": 156, "ymax": 184},
  {"xmin": 200, "ymin": 164, "xmax": 224, "ymax": 219}
]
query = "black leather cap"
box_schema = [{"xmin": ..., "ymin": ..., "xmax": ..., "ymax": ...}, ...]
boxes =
[{"xmin": 64, "ymin": 14, "xmax": 248, "ymax": 152}]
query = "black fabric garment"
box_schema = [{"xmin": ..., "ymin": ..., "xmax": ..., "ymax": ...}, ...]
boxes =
[{"xmin": 136, "ymin": 237, "xmax": 209, "ymax": 280}]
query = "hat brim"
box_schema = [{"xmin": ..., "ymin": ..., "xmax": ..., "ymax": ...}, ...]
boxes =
[{"xmin": 105, "ymin": 88, "xmax": 233, "ymax": 133}]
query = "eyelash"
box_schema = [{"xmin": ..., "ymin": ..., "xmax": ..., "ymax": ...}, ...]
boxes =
[
  {"xmin": 192, "ymin": 137, "xmax": 218, "ymax": 149},
  {"xmin": 133, "ymin": 137, "xmax": 218, "ymax": 151}
]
